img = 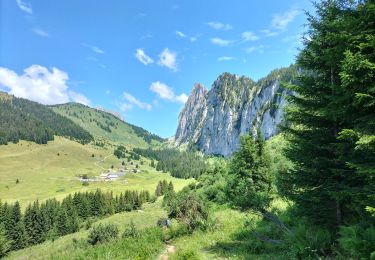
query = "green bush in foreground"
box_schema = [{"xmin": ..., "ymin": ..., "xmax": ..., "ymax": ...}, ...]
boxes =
[{"xmin": 87, "ymin": 223, "xmax": 119, "ymax": 245}]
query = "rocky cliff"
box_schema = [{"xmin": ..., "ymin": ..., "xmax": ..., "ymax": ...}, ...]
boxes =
[{"xmin": 174, "ymin": 66, "xmax": 297, "ymax": 157}]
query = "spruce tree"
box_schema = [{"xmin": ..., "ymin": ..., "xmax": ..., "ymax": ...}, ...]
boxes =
[
  {"xmin": 282, "ymin": 0, "xmax": 374, "ymax": 229},
  {"xmin": 227, "ymin": 132, "xmax": 272, "ymax": 211}
]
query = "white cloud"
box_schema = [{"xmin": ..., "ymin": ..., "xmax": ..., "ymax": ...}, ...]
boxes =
[
  {"xmin": 81, "ymin": 43, "xmax": 104, "ymax": 54},
  {"xmin": 218, "ymin": 56, "xmax": 235, "ymax": 61},
  {"xmin": 210, "ymin": 38, "xmax": 232, "ymax": 46},
  {"xmin": 149, "ymin": 81, "xmax": 187, "ymax": 104},
  {"xmin": 207, "ymin": 22, "xmax": 232, "ymax": 30},
  {"xmin": 260, "ymin": 29, "xmax": 279, "ymax": 37},
  {"xmin": 241, "ymin": 31, "xmax": 259, "ymax": 41},
  {"xmin": 69, "ymin": 91, "xmax": 91, "ymax": 106},
  {"xmin": 122, "ymin": 92, "xmax": 152, "ymax": 111},
  {"xmin": 33, "ymin": 28, "xmax": 49, "ymax": 37},
  {"xmin": 175, "ymin": 93, "xmax": 188, "ymax": 103},
  {"xmin": 16, "ymin": 0, "xmax": 32, "ymax": 14},
  {"xmin": 158, "ymin": 48, "xmax": 178, "ymax": 71},
  {"xmin": 190, "ymin": 36, "xmax": 197, "ymax": 42},
  {"xmin": 176, "ymin": 31, "xmax": 198, "ymax": 42},
  {"xmin": 271, "ymin": 8, "xmax": 300, "ymax": 30},
  {"xmin": 0, "ymin": 65, "xmax": 90, "ymax": 105},
  {"xmin": 176, "ymin": 31, "xmax": 187, "ymax": 38},
  {"xmin": 246, "ymin": 45, "xmax": 264, "ymax": 54},
  {"xmin": 135, "ymin": 48, "xmax": 154, "ymax": 65}
]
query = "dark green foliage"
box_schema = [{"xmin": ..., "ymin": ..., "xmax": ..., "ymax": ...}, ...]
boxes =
[
  {"xmin": 127, "ymin": 124, "xmax": 165, "ymax": 144},
  {"xmin": 0, "ymin": 92, "xmax": 93, "ymax": 145},
  {"xmin": 134, "ymin": 148, "xmax": 206, "ymax": 179},
  {"xmin": 195, "ymin": 159, "xmax": 229, "ymax": 204},
  {"xmin": 227, "ymin": 133, "xmax": 273, "ymax": 211},
  {"xmin": 338, "ymin": 224, "xmax": 375, "ymax": 258},
  {"xmin": 122, "ymin": 221, "xmax": 139, "ymax": 238},
  {"xmin": 0, "ymin": 189, "xmax": 151, "ymax": 254},
  {"xmin": 278, "ymin": 0, "xmax": 375, "ymax": 257},
  {"xmin": 87, "ymin": 223, "xmax": 119, "ymax": 245},
  {"xmin": 114, "ymin": 145, "xmax": 127, "ymax": 159},
  {"xmin": 163, "ymin": 185, "xmax": 208, "ymax": 232},
  {"xmin": 0, "ymin": 223, "xmax": 10, "ymax": 258},
  {"xmin": 155, "ymin": 180, "xmax": 174, "ymax": 197}
]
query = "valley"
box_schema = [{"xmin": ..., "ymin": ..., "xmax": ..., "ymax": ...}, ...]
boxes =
[{"xmin": 1, "ymin": 0, "xmax": 374, "ymax": 259}]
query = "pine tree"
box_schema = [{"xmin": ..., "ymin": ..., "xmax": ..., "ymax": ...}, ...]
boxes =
[
  {"xmin": 227, "ymin": 132, "xmax": 272, "ymax": 211},
  {"xmin": 0, "ymin": 224, "xmax": 10, "ymax": 258},
  {"xmin": 9, "ymin": 202, "xmax": 27, "ymax": 250}
]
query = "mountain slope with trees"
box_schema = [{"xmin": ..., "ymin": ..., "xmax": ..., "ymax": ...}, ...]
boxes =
[
  {"xmin": 52, "ymin": 103, "xmax": 164, "ymax": 148},
  {"xmin": 0, "ymin": 92, "xmax": 93, "ymax": 145}
]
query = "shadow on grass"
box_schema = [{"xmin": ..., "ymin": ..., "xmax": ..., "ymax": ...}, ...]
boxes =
[{"xmin": 206, "ymin": 224, "xmax": 284, "ymax": 259}]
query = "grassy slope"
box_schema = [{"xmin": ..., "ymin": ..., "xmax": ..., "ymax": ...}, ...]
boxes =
[
  {"xmin": 6, "ymin": 201, "xmax": 166, "ymax": 260},
  {"xmin": 52, "ymin": 103, "xmax": 159, "ymax": 148},
  {"xmin": 0, "ymin": 137, "xmax": 191, "ymax": 207}
]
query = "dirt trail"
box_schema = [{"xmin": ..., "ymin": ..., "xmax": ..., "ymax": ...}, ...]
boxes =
[
  {"xmin": 94, "ymin": 153, "xmax": 112, "ymax": 170},
  {"xmin": 158, "ymin": 243, "xmax": 176, "ymax": 260}
]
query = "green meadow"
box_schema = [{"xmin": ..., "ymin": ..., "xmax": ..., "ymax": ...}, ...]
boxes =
[{"xmin": 0, "ymin": 137, "xmax": 191, "ymax": 207}]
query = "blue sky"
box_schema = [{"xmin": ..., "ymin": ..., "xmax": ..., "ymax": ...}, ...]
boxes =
[{"xmin": 0, "ymin": 0, "xmax": 313, "ymax": 137}]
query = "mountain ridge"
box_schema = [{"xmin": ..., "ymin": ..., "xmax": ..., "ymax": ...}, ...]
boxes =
[{"xmin": 174, "ymin": 65, "xmax": 297, "ymax": 157}]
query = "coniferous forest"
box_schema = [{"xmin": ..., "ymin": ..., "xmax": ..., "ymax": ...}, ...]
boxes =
[{"xmin": 0, "ymin": 93, "xmax": 93, "ymax": 145}]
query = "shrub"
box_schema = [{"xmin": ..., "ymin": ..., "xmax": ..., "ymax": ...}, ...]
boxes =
[
  {"xmin": 164, "ymin": 188, "xmax": 208, "ymax": 232},
  {"xmin": 122, "ymin": 221, "xmax": 139, "ymax": 238},
  {"xmin": 283, "ymin": 224, "xmax": 333, "ymax": 259},
  {"xmin": 171, "ymin": 249, "xmax": 200, "ymax": 260},
  {"xmin": 87, "ymin": 223, "xmax": 119, "ymax": 245},
  {"xmin": 338, "ymin": 224, "xmax": 375, "ymax": 259}
]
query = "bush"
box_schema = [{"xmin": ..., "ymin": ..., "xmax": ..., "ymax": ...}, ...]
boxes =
[
  {"xmin": 88, "ymin": 223, "xmax": 119, "ymax": 245},
  {"xmin": 171, "ymin": 248, "xmax": 200, "ymax": 260},
  {"xmin": 164, "ymin": 187, "xmax": 208, "ymax": 232},
  {"xmin": 122, "ymin": 221, "xmax": 139, "ymax": 238},
  {"xmin": 283, "ymin": 224, "xmax": 333, "ymax": 259},
  {"xmin": 338, "ymin": 224, "xmax": 375, "ymax": 259}
]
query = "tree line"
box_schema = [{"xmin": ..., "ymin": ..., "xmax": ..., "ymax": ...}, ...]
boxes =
[
  {"xmin": 0, "ymin": 93, "xmax": 93, "ymax": 145},
  {"xmin": 134, "ymin": 148, "xmax": 206, "ymax": 179},
  {"xmin": 0, "ymin": 189, "xmax": 151, "ymax": 256}
]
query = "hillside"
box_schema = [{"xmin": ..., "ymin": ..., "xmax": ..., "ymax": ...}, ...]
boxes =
[
  {"xmin": 0, "ymin": 92, "xmax": 93, "ymax": 145},
  {"xmin": 0, "ymin": 137, "xmax": 190, "ymax": 206},
  {"xmin": 52, "ymin": 103, "xmax": 164, "ymax": 148},
  {"xmin": 174, "ymin": 65, "xmax": 297, "ymax": 157}
]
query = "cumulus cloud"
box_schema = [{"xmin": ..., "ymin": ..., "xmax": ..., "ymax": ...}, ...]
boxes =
[
  {"xmin": 158, "ymin": 48, "xmax": 178, "ymax": 71},
  {"xmin": 260, "ymin": 29, "xmax": 279, "ymax": 37},
  {"xmin": 241, "ymin": 31, "xmax": 259, "ymax": 41},
  {"xmin": 16, "ymin": 0, "xmax": 32, "ymax": 14},
  {"xmin": 33, "ymin": 28, "xmax": 49, "ymax": 37},
  {"xmin": 218, "ymin": 56, "xmax": 235, "ymax": 61},
  {"xmin": 271, "ymin": 8, "xmax": 300, "ymax": 30},
  {"xmin": 122, "ymin": 92, "xmax": 152, "ymax": 111},
  {"xmin": 149, "ymin": 81, "xmax": 187, "ymax": 104},
  {"xmin": 207, "ymin": 22, "xmax": 232, "ymax": 30},
  {"xmin": 135, "ymin": 48, "xmax": 154, "ymax": 65},
  {"xmin": 0, "ymin": 65, "xmax": 90, "ymax": 105},
  {"xmin": 81, "ymin": 43, "xmax": 104, "ymax": 54},
  {"xmin": 210, "ymin": 38, "xmax": 232, "ymax": 46}
]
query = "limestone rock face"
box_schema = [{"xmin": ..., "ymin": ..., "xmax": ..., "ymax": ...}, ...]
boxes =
[{"xmin": 174, "ymin": 66, "xmax": 296, "ymax": 157}]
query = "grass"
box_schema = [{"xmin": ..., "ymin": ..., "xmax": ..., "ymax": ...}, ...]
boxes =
[
  {"xmin": 0, "ymin": 137, "xmax": 191, "ymax": 207},
  {"xmin": 6, "ymin": 200, "xmax": 166, "ymax": 260},
  {"xmin": 52, "ymin": 103, "xmax": 161, "ymax": 148},
  {"xmin": 168, "ymin": 201, "xmax": 290, "ymax": 260}
]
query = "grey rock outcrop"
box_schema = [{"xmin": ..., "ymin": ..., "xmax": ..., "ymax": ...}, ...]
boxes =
[{"xmin": 174, "ymin": 66, "xmax": 296, "ymax": 157}]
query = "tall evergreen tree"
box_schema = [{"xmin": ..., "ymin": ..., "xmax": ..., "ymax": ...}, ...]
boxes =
[
  {"xmin": 227, "ymin": 132, "xmax": 272, "ymax": 211},
  {"xmin": 282, "ymin": 0, "xmax": 374, "ymax": 230}
]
